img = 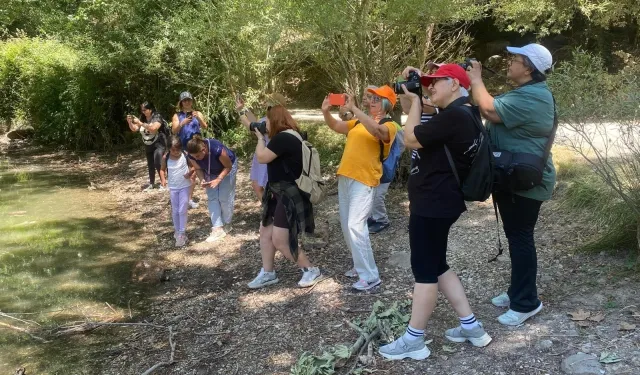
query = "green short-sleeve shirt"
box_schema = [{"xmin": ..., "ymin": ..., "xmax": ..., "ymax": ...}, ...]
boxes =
[{"xmin": 486, "ymin": 81, "xmax": 556, "ymax": 201}]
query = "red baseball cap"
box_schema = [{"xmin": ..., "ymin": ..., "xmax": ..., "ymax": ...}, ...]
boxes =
[{"xmin": 420, "ymin": 64, "xmax": 471, "ymax": 90}]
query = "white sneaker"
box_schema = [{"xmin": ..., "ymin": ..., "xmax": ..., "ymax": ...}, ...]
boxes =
[
  {"xmin": 157, "ymin": 185, "xmax": 167, "ymax": 192},
  {"xmin": 344, "ymin": 268, "xmax": 358, "ymax": 278},
  {"xmin": 142, "ymin": 184, "xmax": 154, "ymax": 192},
  {"xmin": 379, "ymin": 336, "xmax": 430, "ymax": 360},
  {"xmin": 224, "ymin": 225, "xmax": 233, "ymax": 234},
  {"xmin": 205, "ymin": 227, "xmax": 226, "ymax": 243},
  {"xmin": 492, "ymin": 292, "xmax": 510, "ymax": 308},
  {"xmin": 188, "ymin": 200, "xmax": 199, "ymax": 209},
  {"xmin": 498, "ymin": 303, "xmax": 543, "ymax": 326},
  {"xmin": 247, "ymin": 268, "xmax": 279, "ymax": 289},
  {"xmin": 298, "ymin": 267, "xmax": 322, "ymax": 288}
]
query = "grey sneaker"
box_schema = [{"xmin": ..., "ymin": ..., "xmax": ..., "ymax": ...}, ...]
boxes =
[
  {"xmin": 188, "ymin": 199, "xmax": 199, "ymax": 209},
  {"xmin": 247, "ymin": 269, "xmax": 279, "ymax": 289},
  {"xmin": 344, "ymin": 268, "xmax": 358, "ymax": 278},
  {"xmin": 492, "ymin": 292, "xmax": 510, "ymax": 308},
  {"xmin": 352, "ymin": 278, "xmax": 381, "ymax": 291},
  {"xmin": 445, "ymin": 323, "xmax": 492, "ymax": 347},
  {"xmin": 379, "ymin": 336, "xmax": 430, "ymax": 360},
  {"xmin": 175, "ymin": 233, "xmax": 187, "ymax": 247},
  {"xmin": 298, "ymin": 267, "xmax": 322, "ymax": 288},
  {"xmin": 142, "ymin": 184, "xmax": 154, "ymax": 192},
  {"xmin": 498, "ymin": 303, "xmax": 543, "ymax": 326},
  {"xmin": 157, "ymin": 185, "xmax": 167, "ymax": 192}
]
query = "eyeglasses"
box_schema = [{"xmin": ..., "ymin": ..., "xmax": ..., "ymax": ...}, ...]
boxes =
[{"xmin": 369, "ymin": 96, "xmax": 381, "ymax": 103}]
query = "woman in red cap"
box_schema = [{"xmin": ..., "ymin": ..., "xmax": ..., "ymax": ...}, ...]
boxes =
[
  {"xmin": 379, "ymin": 65, "xmax": 492, "ymax": 360},
  {"xmin": 320, "ymin": 86, "xmax": 399, "ymax": 291}
]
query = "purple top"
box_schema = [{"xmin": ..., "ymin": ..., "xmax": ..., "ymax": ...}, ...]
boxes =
[{"xmin": 190, "ymin": 139, "xmax": 236, "ymax": 181}]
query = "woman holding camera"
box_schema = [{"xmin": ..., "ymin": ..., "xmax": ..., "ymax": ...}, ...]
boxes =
[
  {"xmin": 127, "ymin": 101, "xmax": 167, "ymax": 191},
  {"xmin": 467, "ymin": 44, "xmax": 555, "ymax": 326},
  {"xmin": 379, "ymin": 65, "xmax": 492, "ymax": 360},
  {"xmin": 247, "ymin": 105, "xmax": 322, "ymax": 289},
  {"xmin": 186, "ymin": 135, "xmax": 237, "ymax": 243},
  {"xmin": 172, "ymin": 91, "xmax": 208, "ymax": 209},
  {"xmin": 321, "ymin": 86, "xmax": 399, "ymax": 291},
  {"xmin": 236, "ymin": 93, "xmax": 287, "ymax": 202}
]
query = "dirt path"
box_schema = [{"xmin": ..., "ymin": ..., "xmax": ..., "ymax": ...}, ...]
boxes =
[
  {"xmin": 86, "ymin": 146, "xmax": 640, "ymax": 375},
  {"xmin": 3, "ymin": 136, "xmax": 638, "ymax": 374}
]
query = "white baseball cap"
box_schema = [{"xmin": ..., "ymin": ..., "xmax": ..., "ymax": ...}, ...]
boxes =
[{"xmin": 506, "ymin": 43, "xmax": 553, "ymax": 72}]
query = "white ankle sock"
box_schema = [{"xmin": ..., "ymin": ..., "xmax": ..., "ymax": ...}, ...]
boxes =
[
  {"xmin": 401, "ymin": 325, "xmax": 424, "ymax": 343},
  {"xmin": 460, "ymin": 313, "xmax": 479, "ymax": 330}
]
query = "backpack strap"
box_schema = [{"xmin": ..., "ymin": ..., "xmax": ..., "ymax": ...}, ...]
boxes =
[
  {"xmin": 541, "ymin": 94, "xmax": 558, "ymax": 168},
  {"xmin": 443, "ymin": 105, "xmax": 483, "ymax": 187},
  {"xmin": 489, "ymin": 196, "xmax": 504, "ymax": 263},
  {"xmin": 282, "ymin": 129, "xmax": 308, "ymax": 178}
]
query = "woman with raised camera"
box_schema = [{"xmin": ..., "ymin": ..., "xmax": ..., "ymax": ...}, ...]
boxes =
[
  {"xmin": 246, "ymin": 105, "xmax": 322, "ymax": 289},
  {"xmin": 379, "ymin": 65, "xmax": 492, "ymax": 361},
  {"xmin": 321, "ymin": 86, "xmax": 399, "ymax": 291},
  {"xmin": 467, "ymin": 44, "xmax": 555, "ymax": 326},
  {"xmin": 126, "ymin": 101, "xmax": 167, "ymax": 192},
  {"xmin": 172, "ymin": 91, "xmax": 208, "ymax": 209},
  {"xmin": 186, "ymin": 135, "xmax": 237, "ymax": 243},
  {"xmin": 236, "ymin": 93, "xmax": 287, "ymax": 202}
]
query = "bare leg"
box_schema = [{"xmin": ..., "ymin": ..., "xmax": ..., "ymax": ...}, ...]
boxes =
[
  {"xmin": 408, "ymin": 283, "xmax": 439, "ymax": 330},
  {"xmin": 259, "ymin": 224, "xmax": 277, "ymax": 272},
  {"xmin": 251, "ymin": 180, "xmax": 264, "ymax": 202},
  {"xmin": 272, "ymin": 226, "xmax": 312, "ymax": 268},
  {"xmin": 438, "ymin": 270, "xmax": 473, "ymax": 318}
]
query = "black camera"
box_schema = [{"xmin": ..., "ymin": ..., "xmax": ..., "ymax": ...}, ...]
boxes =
[
  {"xmin": 249, "ymin": 121, "xmax": 267, "ymax": 135},
  {"xmin": 458, "ymin": 58, "xmax": 477, "ymax": 70},
  {"xmin": 394, "ymin": 71, "xmax": 422, "ymax": 96}
]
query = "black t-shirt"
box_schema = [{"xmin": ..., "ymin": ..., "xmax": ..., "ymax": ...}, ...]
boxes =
[
  {"xmin": 266, "ymin": 131, "xmax": 303, "ymax": 183},
  {"xmin": 408, "ymin": 97, "xmax": 481, "ymax": 218}
]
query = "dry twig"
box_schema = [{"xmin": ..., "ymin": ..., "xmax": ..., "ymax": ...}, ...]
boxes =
[
  {"xmin": 140, "ymin": 326, "xmax": 176, "ymax": 375},
  {"xmin": 0, "ymin": 321, "xmax": 50, "ymax": 343}
]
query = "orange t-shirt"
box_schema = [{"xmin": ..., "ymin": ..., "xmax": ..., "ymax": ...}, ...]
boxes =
[{"xmin": 336, "ymin": 119, "xmax": 398, "ymax": 187}]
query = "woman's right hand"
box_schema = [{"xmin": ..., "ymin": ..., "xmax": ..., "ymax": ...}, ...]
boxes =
[
  {"xmin": 321, "ymin": 96, "xmax": 331, "ymax": 112},
  {"xmin": 180, "ymin": 116, "xmax": 192, "ymax": 126},
  {"xmin": 402, "ymin": 66, "xmax": 424, "ymax": 79}
]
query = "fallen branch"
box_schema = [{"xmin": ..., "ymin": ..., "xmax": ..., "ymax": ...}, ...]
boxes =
[
  {"xmin": 0, "ymin": 312, "xmax": 41, "ymax": 326},
  {"xmin": 0, "ymin": 321, "xmax": 50, "ymax": 343},
  {"xmin": 346, "ymin": 327, "xmax": 380, "ymax": 374},
  {"xmin": 140, "ymin": 326, "xmax": 176, "ymax": 375},
  {"xmin": 55, "ymin": 321, "xmax": 165, "ymax": 336}
]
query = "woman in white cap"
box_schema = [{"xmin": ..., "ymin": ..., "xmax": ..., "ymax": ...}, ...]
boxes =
[
  {"xmin": 467, "ymin": 43, "xmax": 556, "ymax": 326},
  {"xmin": 172, "ymin": 91, "xmax": 208, "ymax": 209}
]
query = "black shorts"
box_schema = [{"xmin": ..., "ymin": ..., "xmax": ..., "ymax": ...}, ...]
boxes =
[
  {"xmin": 409, "ymin": 214, "xmax": 459, "ymax": 284},
  {"xmin": 265, "ymin": 196, "xmax": 288, "ymax": 229}
]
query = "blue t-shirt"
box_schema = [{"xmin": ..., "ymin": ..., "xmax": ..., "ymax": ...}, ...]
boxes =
[
  {"xmin": 190, "ymin": 139, "xmax": 236, "ymax": 181},
  {"xmin": 486, "ymin": 81, "xmax": 556, "ymax": 201},
  {"xmin": 177, "ymin": 111, "xmax": 202, "ymax": 148}
]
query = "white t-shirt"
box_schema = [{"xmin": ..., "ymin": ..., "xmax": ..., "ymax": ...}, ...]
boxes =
[{"xmin": 167, "ymin": 153, "xmax": 192, "ymax": 190}]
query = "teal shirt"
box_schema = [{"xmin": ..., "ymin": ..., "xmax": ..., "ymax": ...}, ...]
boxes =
[{"xmin": 486, "ymin": 81, "xmax": 556, "ymax": 201}]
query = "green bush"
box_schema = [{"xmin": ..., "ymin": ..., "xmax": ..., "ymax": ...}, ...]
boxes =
[{"xmin": 0, "ymin": 38, "xmax": 125, "ymax": 150}]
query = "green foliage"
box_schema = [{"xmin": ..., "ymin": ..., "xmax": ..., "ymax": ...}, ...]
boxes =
[
  {"xmin": 489, "ymin": 0, "xmax": 640, "ymax": 36},
  {"xmin": 290, "ymin": 300, "xmax": 411, "ymax": 375}
]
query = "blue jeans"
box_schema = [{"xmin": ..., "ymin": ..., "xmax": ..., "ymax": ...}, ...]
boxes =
[{"xmin": 206, "ymin": 162, "xmax": 238, "ymax": 228}]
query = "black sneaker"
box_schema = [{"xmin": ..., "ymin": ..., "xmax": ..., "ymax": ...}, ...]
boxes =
[
  {"xmin": 367, "ymin": 217, "xmax": 375, "ymax": 227},
  {"xmin": 369, "ymin": 221, "xmax": 390, "ymax": 234}
]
